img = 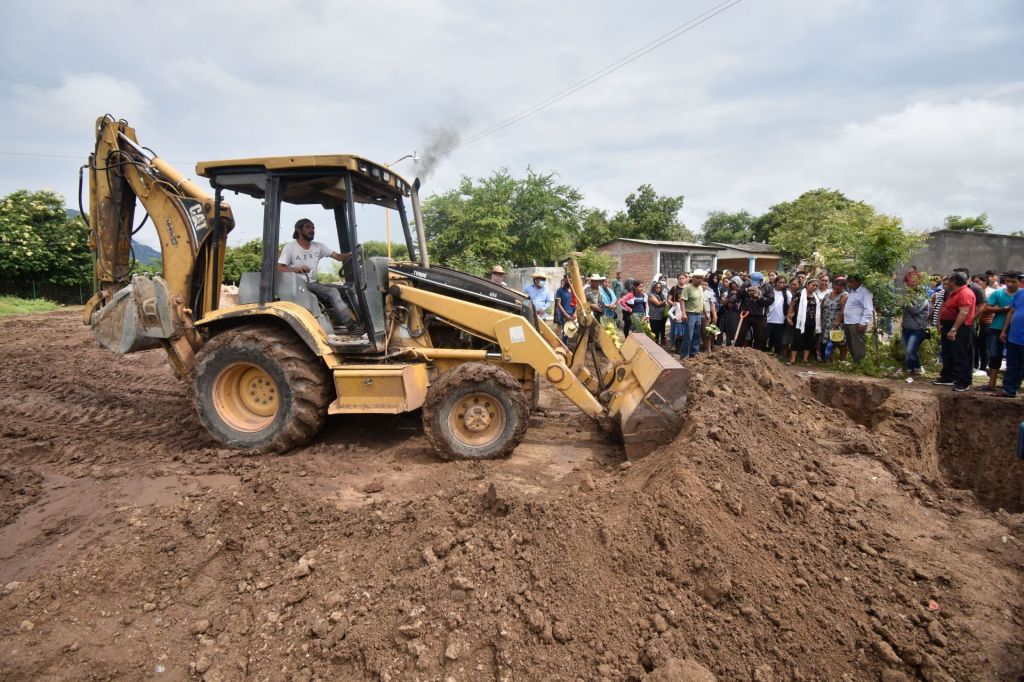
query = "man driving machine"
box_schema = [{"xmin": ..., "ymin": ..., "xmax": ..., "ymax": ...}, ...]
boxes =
[{"xmin": 277, "ymin": 218, "xmax": 360, "ymax": 335}]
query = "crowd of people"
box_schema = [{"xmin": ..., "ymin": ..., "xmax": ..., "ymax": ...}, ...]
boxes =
[{"xmin": 512, "ymin": 264, "xmax": 1024, "ymax": 398}]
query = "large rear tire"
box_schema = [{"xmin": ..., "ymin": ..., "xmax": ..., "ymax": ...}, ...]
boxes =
[
  {"xmin": 193, "ymin": 326, "xmax": 331, "ymax": 453},
  {"xmin": 422, "ymin": 363, "xmax": 529, "ymax": 461}
]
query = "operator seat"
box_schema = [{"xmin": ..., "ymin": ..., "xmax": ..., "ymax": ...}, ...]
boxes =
[{"xmin": 236, "ymin": 271, "xmax": 333, "ymax": 336}]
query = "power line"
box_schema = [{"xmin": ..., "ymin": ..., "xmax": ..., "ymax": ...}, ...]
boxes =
[
  {"xmin": 413, "ymin": 0, "xmax": 744, "ymax": 161},
  {"xmin": 4, "ymin": 1, "xmax": 742, "ymax": 168},
  {"xmin": 0, "ymin": 150, "xmax": 194, "ymax": 165},
  {"xmin": 0, "ymin": 151, "xmax": 82, "ymax": 160}
]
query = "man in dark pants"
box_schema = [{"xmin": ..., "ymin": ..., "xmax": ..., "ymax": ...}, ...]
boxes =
[
  {"xmin": 736, "ymin": 286, "xmax": 773, "ymax": 350},
  {"xmin": 953, "ymin": 267, "xmax": 985, "ymax": 373},
  {"xmin": 998, "ymin": 281, "xmax": 1024, "ymax": 398},
  {"xmin": 932, "ymin": 271, "xmax": 976, "ymax": 392},
  {"xmin": 766, "ymin": 276, "xmax": 790, "ymax": 356}
]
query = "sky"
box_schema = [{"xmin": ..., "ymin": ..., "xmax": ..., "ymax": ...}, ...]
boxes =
[{"xmin": 1, "ymin": 0, "xmax": 1022, "ymax": 252}]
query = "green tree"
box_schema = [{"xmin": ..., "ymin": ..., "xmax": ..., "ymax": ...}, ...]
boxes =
[
  {"xmin": 575, "ymin": 248, "xmax": 615, "ymax": 279},
  {"xmin": 0, "ymin": 190, "xmax": 91, "ymax": 287},
  {"xmin": 701, "ymin": 210, "xmax": 754, "ymax": 244},
  {"xmin": 423, "ymin": 168, "xmax": 586, "ymax": 273},
  {"xmin": 608, "ymin": 184, "xmax": 694, "ymax": 242},
  {"xmin": 361, "ymin": 240, "xmax": 410, "ymax": 260},
  {"xmin": 764, "ymin": 189, "xmax": 874, "ymax": 261},
  {"xmin": 943, "ymin": 213, "xmax": 991, "ymax": 233},
  {"xmin": 221, "ymin": 239, "xmax": 263, "ymax": 285},
  {"xmin": 815, "ymin": 214, "xmax": 929, "ymax": 370},
  {"xmin": 575, "ymin": 208, "xmax": 613, "ymax": 251},
  {"xmin": 1010, "ymin": 230, "xmax": 1024, "ymax": 238}
]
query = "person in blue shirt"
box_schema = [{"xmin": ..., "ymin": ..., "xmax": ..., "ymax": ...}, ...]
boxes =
[
  {"xmin": 998, "ymin": 279, "xmax": 1024, "ymax": 398},
  {"xmin": 979, "ymin": 272, "xmax": 1018, "ymax": 392},
  {"xmin": 524, "ymin": 272, "xmax": 554, "ymax": 321},
  {"xmin": 553, "ymin": 276, "xmax": 576, "ymax": 341}
]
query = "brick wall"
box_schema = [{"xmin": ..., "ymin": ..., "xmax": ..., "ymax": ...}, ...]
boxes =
[{"xmin": 597, "ymin": 242, "xmax": 657, "ymax": 286}]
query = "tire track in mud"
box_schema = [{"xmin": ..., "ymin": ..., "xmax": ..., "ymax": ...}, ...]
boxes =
[{"xmin": 0, "ymin": 311, "xmax": 215, "ymax": 467}]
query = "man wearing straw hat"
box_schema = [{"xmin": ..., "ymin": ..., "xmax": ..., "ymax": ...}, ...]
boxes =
[
  {"xmin": 490, "ymin": 265, "xmax": 509, "ymax": 288},
  {"xmin": 524, "ymin": 272, "xmax": 554, "ymax": 321}
]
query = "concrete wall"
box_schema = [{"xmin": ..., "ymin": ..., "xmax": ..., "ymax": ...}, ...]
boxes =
[
  {"xmin": 911, "ymin": 231, "xmax": 1024, "ymax": 277},
  {"xmin": 718, "ymin": 257, "xmax": 782, "ymax": 274},
  {"xmin": 505, "ymin": 267, "xmax": 564, "ymax": 296}
]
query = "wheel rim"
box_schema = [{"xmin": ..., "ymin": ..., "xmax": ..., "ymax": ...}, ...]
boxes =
[
  {"xmin": 211, "ymin": 362, "xmax": 280, "ymax": 433},
  {"xmin": 448, "ymin": 392, "xmax": 506, "ymax": 448}
]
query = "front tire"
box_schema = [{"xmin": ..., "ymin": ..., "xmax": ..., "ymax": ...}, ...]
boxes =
[
  {"xmin": 422, "ymin": 363, "xmax": 529, "ymax": 461},
  {"xmin": 193, "ymin": 326, "xmax": 331, "ymax": 453}
]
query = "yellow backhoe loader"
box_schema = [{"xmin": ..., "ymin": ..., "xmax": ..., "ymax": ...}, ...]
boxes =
[{"xmin": 84, "ymin": 115, "xmax": 688, "ymax": 460}]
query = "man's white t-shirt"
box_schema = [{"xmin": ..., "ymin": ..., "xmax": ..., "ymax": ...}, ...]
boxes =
[
  {"xmin": 767, "ymin": 289, "xmax": 787, "ymax": 324},
  {"xmin": 278, "ymin": 241, "xmax": 333, "ymax": 282},
  {"xmin": 703, "ymin": 286, "xmax": 717, "ymax": 315}
]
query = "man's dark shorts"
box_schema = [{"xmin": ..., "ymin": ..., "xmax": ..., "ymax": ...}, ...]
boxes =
[{"xmin": 987, "ymin": 328, "xmax": 1006, "ymax": 370}]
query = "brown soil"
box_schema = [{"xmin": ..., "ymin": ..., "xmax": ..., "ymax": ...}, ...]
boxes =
[{"xmin": 1, "ymin": 311, "xmax": 1022, "ymax": 681}]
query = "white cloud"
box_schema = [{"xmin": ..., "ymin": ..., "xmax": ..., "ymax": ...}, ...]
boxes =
[
  {"xmin": 0, "ymin": 0, "xmax": 1022, "ymax": 247},
  {"xmin": 815, "ymin": 98, "xmax": 1024, "ymax": 230},
  {"xmin": 10, "ymin": 73, "xmax": 150, "ymax": 138}
]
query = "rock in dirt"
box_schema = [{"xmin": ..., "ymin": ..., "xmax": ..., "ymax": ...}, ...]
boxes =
[
  {"xmin": 289, "ymin": 557, "xmax": 313, "ymax": 579},
  {"xmin": 451, "ymin": 575, "xmax": 475, "ymax": 591},
  {"xmin": 526, "ymin": 608, "xmax": 547, "ymax": 634},
  {"xmin": 872, "ymin": 639, "xmax": 902, "ymax": 666},
  {"xmin": 551, "ymin": 620, "xmax": 572, "ymax": 643},
  {"xmin": 578, "ymin": 473, "xmax": 596, "ymax": 492},
  {"xmin": 926, "ymin": 619, "xmax": 948, "ymax": 647},
  {"xmin": 283, "ymin": 586, "xmax": 308, "ymax": 605},
  {"xmin": 193, "ymin": 655, "xmax": 211, "ymax": 674},
  {"xmin": 880, "ymin": 669, "xmax": 910, "ymax": 682},
  {"xmin": 19, "ymin": 620, "xmax": 34, "ymax": 632},
  {"xmin": 323, "ymin": 591, "xmax": 345, "ymax": 609},
  {"xmin": 644, "ymin": 657, "xmax": 716, "ymax": 681}
]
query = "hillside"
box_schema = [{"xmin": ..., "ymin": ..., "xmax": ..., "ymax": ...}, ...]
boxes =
[{"xmin": 66, "ymin": 208, "xmax": 161, "ymax": 265}]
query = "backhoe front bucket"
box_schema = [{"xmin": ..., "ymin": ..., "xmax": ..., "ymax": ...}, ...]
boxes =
[{"xmin": 607, "ymin": 333, "xmax": 690, "ymax": 459}]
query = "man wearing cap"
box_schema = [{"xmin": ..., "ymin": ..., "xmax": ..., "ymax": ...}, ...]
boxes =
[
  {"xmin": 490, "ymin": 265, "xmax": 509, "ymax": 288},
  {"xmin": 677, "ymin": 270, "xmax": 707, "ymax": 359},
  {"xmin": 277, "ymin": 218, "xmax": 358, "ymax": 334},
  {"xmin": 525, "ymin": 272, "xmax": 554, "ymax": 321}
]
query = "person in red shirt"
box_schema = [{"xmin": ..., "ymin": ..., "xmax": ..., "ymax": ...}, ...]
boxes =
[{"xmin": 932, "ymin": 271, "xmax": 976, "ymax": 391}]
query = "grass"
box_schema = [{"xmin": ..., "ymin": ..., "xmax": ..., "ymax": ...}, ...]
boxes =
[{"xmin": 0, "ymin": 296, "xmax": 61, "ymax": 316}]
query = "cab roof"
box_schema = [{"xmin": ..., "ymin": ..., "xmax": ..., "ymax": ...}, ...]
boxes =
[{"xmin": 195, "ymin": 154, "xmax": 411, "ymax": 208}]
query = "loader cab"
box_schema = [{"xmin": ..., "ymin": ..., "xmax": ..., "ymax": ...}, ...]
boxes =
[{"xmin": 196, "ymin": 155, "xmax": 420, "ymax": 354}]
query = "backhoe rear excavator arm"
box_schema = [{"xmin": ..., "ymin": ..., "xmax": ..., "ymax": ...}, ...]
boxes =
[{"xmin": 85, "ymin": 116, "xmax": 234, "ymax": 377}]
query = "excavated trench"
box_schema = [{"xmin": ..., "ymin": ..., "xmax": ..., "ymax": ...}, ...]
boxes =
[{"xmin": 808, "ymin": 376, "xmax": 1024, "ymax": 512}]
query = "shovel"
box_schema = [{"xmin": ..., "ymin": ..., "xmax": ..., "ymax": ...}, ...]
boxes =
[{"xmin": 734, "ymin": 311, "xmax": 749, "ymax": 345}]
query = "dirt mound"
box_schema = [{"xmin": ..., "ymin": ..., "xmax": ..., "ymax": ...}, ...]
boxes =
[
  {"xmin": 1, "ymin": 317, "xmax": 1021, "ymax": 681},
  {"xmin": 0, "ymin": 467, "xmax": 42, "ymax": 525}
]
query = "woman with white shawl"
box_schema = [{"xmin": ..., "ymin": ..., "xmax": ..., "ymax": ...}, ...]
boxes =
[{"xmin": 785, "ymin": 279, "xmax": 821, "ymax": 365}]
